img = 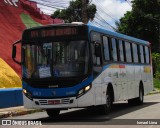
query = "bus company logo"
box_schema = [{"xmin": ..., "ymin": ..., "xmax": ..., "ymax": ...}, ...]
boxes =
[
  {"xmin": 49, "ymin": 85, "xmax": 59, "ymax": 88},
  {"xmin": 52, "ymin": 91, "xmax": 56, "ymax": 96},
  {"xmin": 2, "ymin": 120, "xmax": 11, "ymax": 125}
]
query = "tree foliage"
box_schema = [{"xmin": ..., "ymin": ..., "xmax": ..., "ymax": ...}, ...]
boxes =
[
  {"xmin": 152, "ymin": 53, "xmax": 160, "ymax": 79},
  {"xmin": 116, "ymin": 0, "xmax": 160, "ymax": 52},
  {"xmin": 51, "ymin": 0, "xmax": 96, "ymax": 23}
]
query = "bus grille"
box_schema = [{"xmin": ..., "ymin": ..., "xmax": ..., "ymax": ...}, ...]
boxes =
[{"xmin": 38, "ymin": 98, "xmax": 70, "ymax": 105}]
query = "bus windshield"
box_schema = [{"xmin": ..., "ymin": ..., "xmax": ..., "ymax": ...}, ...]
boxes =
[{"xmin": 22, "ymin": 40, "xmax": 89, "ymax": 79}]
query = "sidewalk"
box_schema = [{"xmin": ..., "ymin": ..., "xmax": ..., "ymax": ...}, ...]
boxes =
[
  {"xmin": 0, "ymin": 106, "xmax": 43, "ymax": 119},
  {"xmin": 0, "ymin": 88, "xmax": 159, "ymax": 119}
]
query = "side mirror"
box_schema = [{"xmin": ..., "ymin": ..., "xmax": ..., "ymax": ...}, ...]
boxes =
[
  {"xmin": 12, "ymin": 45, "xmax": 16, "ymax": 59},
  {"xmin": 12, "ymin": 40, "xmax": 21, "ymax": 65}
]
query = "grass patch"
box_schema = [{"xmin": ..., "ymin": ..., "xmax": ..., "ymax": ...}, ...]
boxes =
[{"xmin": 154, "ymin": 78, "xmax": 160, "ymax": 90}]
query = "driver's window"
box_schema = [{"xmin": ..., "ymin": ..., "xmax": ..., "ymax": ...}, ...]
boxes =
[{"xmin": 91, "ymin": 31, "xmax": 102, "ymax": 66}]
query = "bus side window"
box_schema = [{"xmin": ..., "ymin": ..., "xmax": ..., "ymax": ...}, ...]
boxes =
[
  {"xmin": 132, "ymin": 43, "xmax": 139, "ymax": 63},
  {"xmin": 140, "ymin": 45, "xmax": 144, "ymax": 63},
  {"xmin": 111, "ymin": 38, "xmax": 118, "ymax": 61},
  {"xmin": 102, "ymin": 36, "xmax": 110, "ymax": 61},
  {"xmin": 145, "ymin": 46, "xmax": 150, "ymax": 64},
  {"xmin": 94, "ymin": 42, "xmax": 102, "ymax": 65},
  {"xmin": 125, "ymin": 42, "xmax": 132, "ymax": 63},
  {"xmin": 119, "ymin": 40, "xmax": 124, "ymax": 62},
  {"xmin": 143, "ymin": 46, "xmax": 146, "ymax": 63},
  {"xmin": 91, "ymin": 31, "xmax": 102, "ymax": 66}
]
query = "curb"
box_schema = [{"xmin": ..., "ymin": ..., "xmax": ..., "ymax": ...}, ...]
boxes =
[
  {"xmin": 0, "ymin": 109, "xmax": 43, "ymax": 119},
  {"xmin": 148, "ymin": 88, "xmax": 160, "ymax": 95}
]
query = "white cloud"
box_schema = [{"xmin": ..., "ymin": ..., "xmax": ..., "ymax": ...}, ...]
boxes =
[{"xmin": 91, "ymin": 0, "xmax": 132, "ymax": 30}]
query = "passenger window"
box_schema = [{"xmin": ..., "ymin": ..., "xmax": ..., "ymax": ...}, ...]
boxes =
[
  {"xmin": 145, "ymin": 46, "xmax": 150, "ymax": 64},
  {"xmin": 91, "ymin": 31, "xmax": 101, "ymax": 42},
  {"xmin": 140, "ymin": 45, "xmax": 144, "ymax": 63},
  {"xmin": 119, "ymin": 40, "xmax": 124, "ymax": 62},
  {"xmin": 125, "ymin": 42, "xmax": 132, "ymax": 62},
  {"xmin": 111, "ymin": 38, "xmax": 118, "ymax": 61},
  {"xmin": 91, "ymin": 31, "xmax": 102, "ymax": 66},
  {"xmin": 103, "ymin": 36, "xmax": 110, "ymax": 61},
  {"xmin": 143, "ymin": 46, "xmax": 146, "ymax": 63},
  {"xmin": 132, "ymin": 43, "xmax": 139, "ymax": 63}
]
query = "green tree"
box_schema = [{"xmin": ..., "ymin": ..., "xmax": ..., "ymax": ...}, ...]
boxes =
[
  {"xmin": 51, "ymin": 0, "xmax": 96, "ymax": 23},
  {"xmin": 116, "ymin": 0, "xmax": 160, "ymax": 52},
  {"xmin": 152, "ymin": 53, "xmax": 160, "ymax": 79}
]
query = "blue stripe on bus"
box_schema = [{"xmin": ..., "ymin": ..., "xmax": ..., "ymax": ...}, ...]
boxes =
[
  {"xmin": 87, "ymin": 25, "xmax": 149, "ymax": 45},
  {"xmin": 22, "ymin": 75, "xmax": 93, "ymax": 98}
]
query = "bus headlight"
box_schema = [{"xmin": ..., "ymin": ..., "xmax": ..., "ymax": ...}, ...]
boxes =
[
  {"xmin": 85, "ymin": 85, "xmax": 91, "ymax": 91},
  {"xmin": 77, "ymin": 85, "xmax": 91, "ymax": 98},
  {"xmin": 23, "ymin": 89, "xmax": 27, "ymax": 94},
  {"xmin": 23, "ymin": 89, "xmax": 33, "ymax": 100}
]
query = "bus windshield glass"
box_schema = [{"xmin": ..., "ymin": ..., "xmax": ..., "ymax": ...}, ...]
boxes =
[{"xmin": 22, "ymin": 40, "xmax": 89, "ymax": 79}]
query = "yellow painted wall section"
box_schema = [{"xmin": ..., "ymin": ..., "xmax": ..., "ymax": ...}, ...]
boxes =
[{"xmin": 0, "ymin": 58, "xmax": 21, "ymax": 88}]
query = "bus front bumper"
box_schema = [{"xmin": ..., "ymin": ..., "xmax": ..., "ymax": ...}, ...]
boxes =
[{"xmin": 23, "ymin": 89, "xmax": 95, "ymax": 109}]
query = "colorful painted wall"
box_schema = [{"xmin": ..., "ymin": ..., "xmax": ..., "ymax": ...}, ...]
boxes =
[{"xmin": 0, "ymin": 0, "xmax": 63, "ymax": 88}]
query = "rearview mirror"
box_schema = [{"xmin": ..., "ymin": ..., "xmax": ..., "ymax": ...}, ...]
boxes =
[
  {"xmin": 12, "ymin": 45, "xmax": 16, "ymax": 59},
  {"xmin": 12, "ymin": 40, "xmax": 21, "ymax": 65}
]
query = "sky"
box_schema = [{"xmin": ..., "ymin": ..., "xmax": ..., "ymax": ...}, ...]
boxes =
[
  {"xmin": 91, "ymin": 0, "xmax": 132, "ymax": 30},
  {"xmin": 30, "ymin": 0, "xmax": 132, "ymax": 31}
]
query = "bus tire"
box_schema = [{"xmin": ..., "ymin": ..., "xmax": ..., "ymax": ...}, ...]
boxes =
[
  {"xmin": 99, "ymin": 90, "xmax": 112, "ymax": 115},
  {"xmin": 128, "ymin": 85, "xmax": 144, "ymax": 105},
  {"xmin": 46, "ymin": 109, "xmax": 60, "ymax": 117},
  {"xmin": 135, "ymin": 85, "xmax": 144, "ymax": 105}
]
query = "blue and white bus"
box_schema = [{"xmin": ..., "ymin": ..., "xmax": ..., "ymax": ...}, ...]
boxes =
[{"xmin": 12, "ymin": 23, "xmax": 153, "ymax": 117}]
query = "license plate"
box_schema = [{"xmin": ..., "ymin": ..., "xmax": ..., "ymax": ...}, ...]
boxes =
[{"xmin": 48, "ymin": 100, "xmax": 61, "ymax": 105}]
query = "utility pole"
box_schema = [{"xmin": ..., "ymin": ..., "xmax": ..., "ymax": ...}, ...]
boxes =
[{"xmin": 82, "ymin": 0, "xmax": 88, "ymax": 24}]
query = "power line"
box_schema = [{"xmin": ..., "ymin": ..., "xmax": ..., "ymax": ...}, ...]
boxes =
[
  {"xmin": 30, "ymin": 0, "xmax": 69, "ymax": 9},
  {"xmin": 94, "ymin": 14, "xmax": 116, "ymax": 30},
  {"xmin": 125, "ymin": 0, "xmax": 132, "ymax": 7},
  {"xmin": 93, "ymin": 0, "xmax": 118, "ymax": 22},
  {"xmin": 29, "ymin": 0, "xmax": 67, "ymax": 9}
]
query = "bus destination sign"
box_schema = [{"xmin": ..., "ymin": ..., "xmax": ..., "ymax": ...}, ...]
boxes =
[{"xmin": 30, "ymin": 27, "xmax": 77, "ymax": 38}]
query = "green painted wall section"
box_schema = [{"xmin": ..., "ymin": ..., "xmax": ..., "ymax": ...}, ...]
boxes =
[{"xmin": 20, "ymin": 13, "xmax": 42, "ymax": 28}]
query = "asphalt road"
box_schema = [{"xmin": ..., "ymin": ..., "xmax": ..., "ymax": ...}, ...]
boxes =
[{"xmin": 1, "ymin": 93, "xmax": 160, "ymax": 128}]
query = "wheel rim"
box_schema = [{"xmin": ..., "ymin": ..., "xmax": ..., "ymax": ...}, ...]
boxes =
[{"xmin": 140, "ymin": 88, "xmax": 143, "ymax": 102}]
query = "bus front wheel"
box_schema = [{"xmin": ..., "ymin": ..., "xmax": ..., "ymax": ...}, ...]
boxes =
[
  {"xmin": 99, "ymin": 90, "xmax": 112, "ymax": 115},
  {"xmin": 46, "ymin": 109, "xmax": 60, "ymax": 117}
]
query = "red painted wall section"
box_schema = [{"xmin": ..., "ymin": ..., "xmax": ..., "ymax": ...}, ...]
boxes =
[{"xmin": 0, "ymin": 0, "xmax": 63, "ymax": 77}]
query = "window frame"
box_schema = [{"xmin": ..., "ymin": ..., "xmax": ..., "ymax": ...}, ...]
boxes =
[{"xmin": 90, "ymin": 30, "xmax": 151, "ymax": 65}]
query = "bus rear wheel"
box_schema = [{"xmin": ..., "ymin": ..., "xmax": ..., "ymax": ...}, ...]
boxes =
[
  {"xmin": 46, "ymin": 109, "xmax": 60, "ymax": 117},
  {"xmin": 128, "ymin": 85, "xmax": 144, "ymax": 105},
  {"xmin": 135, "ymin": 85, "xmax": 144, "ymax": 105}
]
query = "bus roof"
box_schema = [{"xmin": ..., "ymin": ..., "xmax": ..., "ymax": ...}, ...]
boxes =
[
  {"xmin": 23, "ymin": 23, "xmax": 85, "ymax": 31},
  {"xmin": 23, "ymin": 23, "xmax": 149, "ymax": 45},
  {"xmin": 87, "ymin": 24, "xmax": 149, "ymax": 45}
]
